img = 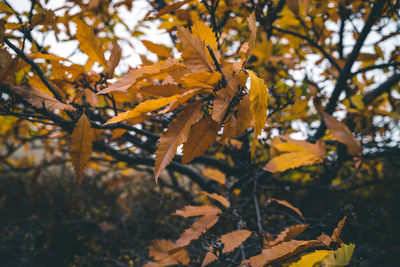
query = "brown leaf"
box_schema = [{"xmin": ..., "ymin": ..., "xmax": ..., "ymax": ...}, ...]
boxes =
[
  {"xmin": 99, "ymin": 61, "xmax": 185, "ymax": 94},
  {"xmin": 175, "ymin": 205, "xmax": 222, "ymax": 218},
  {"xmin": 201, "ymin": 168, "xmax": 226, "ymax": 184},
  {"xmin": 243, "ymin": 12, "xmax": 256, "ymax": 67},
  {"xmin": 146, "ymin": 239, "xmax": 190, "ymax": 267},
  {"xmin": 70, "ymin": 114, "xmax": 94, "ymax": 184},
  {"xmin": 154, "ymin": 101, "xmax": 202, "ymax": 181},
  {"xmin": 199, "ymin": 191, "xmax": 230, "ymax": 208},
  {"xmin": 331, "ymin": 216, "xmax": 346, "ymax": 244},
  {"xmin": 142, "ymin": 40, "xmax": 173, "ymax": 58},
  {"xmin": 177, "ymin": 25, "xmax": 214, "ymax": 72},
  {"xmin": 243, "ymin": 240, "xmax": 323, "ymax": 267},
  {"xmin": 175, "ymin": 214, "xmax": 219, "ymax": 247},
  {"xmin": 106, "ymin": 42, "xmax": 122, "ymax": 76},
  {"xmin": 202, "ymin": 230, "xmax": 252, "ymax": 266},
  {"xmin": 140, "ymin": 84, "xmax": 187, "ymax": 97},
  {"xmin": 321, "ymin": 111, "xmax": 362, "ymax": 155},
  {"xmin": 212, "ymin": 75, "xmax": 240, "ymax": 123},
  {"xmin": 154, "ymin": 0, "xmax": 193, "ymax": 18},
  {"xmin": 268, "ymin": 198, "xmax": 304, "ymax": 218},
  {"xmin": 269, "ymin": 224, "xmax": 309, "ymax": 246},
  {"xmin": 13, "ymin": 86, "xmax": 75, "ymax": 111},
  {"xmin": 182, "ymin": 116, "xmax": 219, "ymax": 164},
  {"xmin": 316, "ymin": 233, "xmax": 332, "ymax": 247}
]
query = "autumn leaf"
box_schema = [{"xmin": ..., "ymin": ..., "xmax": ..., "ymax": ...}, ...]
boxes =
[
  {"xmin": 212, "ymin": 75, "xmax": 240, "ymax": 124},
  {"xmin": 243, "ymin": 240, "xmax": 323, "ymax": 267},
  {"xmin": 331, "ymin": 216, "xmax": 346, "ymax": 244},
  {"xmin": 99, "ymin": 61, "xmax": 185, "ymax": 94},
  {"xmin": 13, "ymin": 85, "xmax": 75, "ymax": 111},
  {"xmin": 201, "ymin": 168, "xmax": 226, "ymax": 184},
  {"xmin": 290, "ymin": 250, "xmax": 331, "ymax": 267},
  {"xmin": 74, "ymin": 18, "xmax": 107, "ymax": 67},
  {"xmin": 70, "ymin": 114, "xmax": 94, "ymax": 184},
  {"xmin": 182, "ymin": 71, "xmax": 221, "ymax": 88},
  {"xmin": 322, "ymin": 111, "xmax": 362, "ymax": 155},
  {"xmin": 199, "ymin": 191, "xmax": 230, "ymax": 208},
  {"xmin": 191, "ymin": 18, "xmax": 221, "ymax": 63},
  {"xmin": 202, "ymin": 230, "xmax": 252, "ymax": 266},
  {"xmin": 269, "ymin": 224, "xmax": 309, "ymax": 246},
  {"xmin": 182, "ymin": 116, "xmax": 219, "ymax": 164},
  {"xmin": 177, "ymin": 25, "xmax": 214, "ymax": 72},
  {"xmin": 321, "ymin": 243, "xmax": 355, "ymax": 267},
  {"xmin": 140, "ymin": 84, "xmax": 186, "ymax": 97},
  {"xmin": 154, "ymin": 101, "xmax": 202, "ymax": 181},
  {"xmin": 175, "ymin": 205, "xmax": 221, "ymax": 218},
  {"xmin": 106, "ymin": 42, "xmax": 122, "ymax": 76},
  {"xmin": 247, "ymin": 70, "xmax": 269, "ymax": 156},
  {"xmin": 268, "ymin": 198, "xmax": 304, "ymax": 218},
  {"xmin": 145, "ymin": 239, "xmax": 190, "ymax": 267},
  {"xmin": 104, "ymin": 94, "xmax": 181, "ymax": 125},
  {"xmin": 154, "ymin": 0, "xmax": 193, "ymax": 18},
  {"xmin": 142, "ymin": 40, "xmax": 173, "ymax": 58},
  {"xmin": 243, "ymin": 12, "xmax": 256, "ymax": 68}
]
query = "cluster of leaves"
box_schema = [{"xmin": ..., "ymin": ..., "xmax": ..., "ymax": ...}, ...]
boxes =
[{"xmin": 0, "ymin": 0, "xmax": 399, "ymax": 266}]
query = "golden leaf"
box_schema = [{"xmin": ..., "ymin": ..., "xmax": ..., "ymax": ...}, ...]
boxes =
[
  {"xmin": 70, "ymin": 114, "xmax": 94, "ymax": 184},
  {"xmin": 154, "ymin": 101, "xmax": 202, "ymax": 181},
  {"xmin": 247, "ymin": 70, "xmax": 269, "ymax": 156},
  {"xmin": 99, "ymin": 61, "xmax": 185, "ymax": 94},
  {"xmin": 0, "ymin": 2, "xmax": 14, "ymax": 13},
  {"xmin": 13, "ymin": 86, "xmax": 75, "ymax": 111},
  {"xmin": 201, "ymin": 168, "xmax": 226, "ymax": 184},
  {"xmin": 74, "ymin": 18, "xmax": 107, "ymax": 67},
  {"xmin": 182, "ymin": 71, "xmax": 221, "ymax": 88},
  {"xmin": 142, "ymin": 40, "xmax": 173, "ymax": 58},
  {"xmin": 321, "ymin": 243, "xmax": 355, "ymax": 267},
  {"xmin": 202, "ymin": 230, "xmax": 252, "ymax": 266},
  {"xmin": 322, "ymin": 111, "xmax": 362, "ymax": 155},
  {"xmin": 104, "ymin": 95, "xmax": 180, "ymax": 125},
  {"xmin": 27, "ymin": 52, "xmax": 71, "ymax": 62},
  {"xmin": 191, "ymin": 18, "xmax": 221, "ymax": 63},
  {"xmin": 182, "ymin": 116, "xmax": 219, "ymax": 164}
]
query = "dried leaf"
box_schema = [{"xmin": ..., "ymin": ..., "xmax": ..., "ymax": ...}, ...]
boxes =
[
  {"xmin": 106, "ymin": 42, "xmax": 122, "ymax": 76},
  {"xmin": 191, "ymin": 18, "xmax": 220, "ymax": 62},
  {"xmin": 155, "ymin": 0, "xmax": 193, "ymax": 18},
  {"xmin": 145, "ymin": 239, "xmax": 190, "ymax": 267},
  {"xmin": 182, "ymin": 71, "xmax": 221, "ymax": 88},
  {"xmin": 199, "ymin": 191, "xmax": 230, "ymax": 208},
  {"xmin": 322, "ymin": 111, "xmax": 362, "ymax": 155},
  {"xmin": 27, "ymin": 52, "xmax": 71, "ymax": 62},
  {"xmin": 243, "ymin": 240, "xmax": 323, "ymax": 267},
  {"xmin": 247, "ymin": 70, "xmax": 269, "ymax": 156},
  {"xmin": 201, "ymin": 168, "xmax": 226, "ymax": 184},
  {"xmin": 175, "ymin": 205, "xmax": 222, "ymax": 217},
  {"xmin": 268, "ymin": 198, "xmax": 303, "ymax": 218},
  {"xmin": 74, "ymin": 18, "xmax": 107, "ymax": 67},
  {"xmin": 175, "ymin": 214, "xmax": 220, "ymax": 247},
  {"xmin": 154, "ymin": 101, "xmax": 202, "ymax": 181},
  {"xmin": 202, "ymin": 230, "xmax": 252, "ymax": 266},
  {"xmin": 316, "ymin": 233, "xmax": 332, "ymax": 247},
  {"xmin": 177, "ymin": 25, "xmax": 213, "ymax": 72},
  {"xmin": 70, "ymin": 114, "xmax": 94, "ymax": 184},
  {"xmin": 104, "ymin": 95, "xmax": 180, "ymax": 125},
  {"xmin": 331, "ymin": 216, "xmax": 346, "ymax": 244},
  {"xmin": 212, "ymin": 75, "xmax": 240, "ymax": 123},
  {"xmin": 13, "ymin": 86, "xmax": 75, "ymax": 111},
  {"xmin": 243, "ymin": 12, "xmax": 256, "ymax": 67},
  {"xmin": 110, "ymin": 128, "xmax": 128, "ymax": 140},
  {"xmin": 269, "ymin": 225, "xmax": 309, "ymax": 246},
  {"xmin": 182, "ymin": 116, "xmax": 219, "ymax": 164},
  {"xmin": 140, "ymin": 84, "xmax": 186, "ymax": 97},
  {"xmin": 99, "ymin": 61, "xmax": 185, "ymax": 94}
]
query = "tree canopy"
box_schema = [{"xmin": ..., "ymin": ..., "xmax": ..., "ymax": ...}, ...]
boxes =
[{"xmin": 0, "ymin": 0, "xmax": 399, "ymax": 266}]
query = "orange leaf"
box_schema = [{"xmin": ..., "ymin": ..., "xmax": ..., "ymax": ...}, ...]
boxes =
[
  {"xmin": 182, "ymin": 116, "xmax": 219, "ymax": 164},
  {"xmin": 322, "ymin": 111, "xmax": 362, "ymax": 155},
  {"xmin": 175, "ymin": 205, "xmax": 222, "ymax": 218},
  {"xmin": 331, "ymin": 216, "xmax": 347, "ymax": 244},
  {"xmin": 142, "ymin": 40, "xmax": 173, "ymax": 58},
  {"xmin": 154, "ymin": 101, "xmax": 202, "ymax": 181},
  {"xmin": 140, "ymin": 84, "xmax": 187, "ymax": 97},
  {"xmin": 146, "ymin": 239, "xmax": 190, "ymax": 267},
  {"xmin": 201, "ymin": 168, "xmax": 226, "ymax": 184},
  {"xmin": 268, "ymin": 198, "xmax": 303, "ymax": 218},
  {"xmin": 154, "ymin": 0, "xmax": 193, "ymax": 18},
  {"xmin": 106, "ymin": 42, "xmax": 122, "ymax": 76},
  {"xmin": 13, "ymin": 86, "xmax": 75, "ymax": 111},
  {"xmin": 70, "ymin": 114, "xmax": 94, "ymax": 184},
  {"xmin": 175, "ymin": 214, "xmax": 219, "ymax": 247},
  {"xmin": 243, "ymin": 12, "xmax": 256, "ymax": 67},
  {"xmin": 199, "ymin": 191, "xmax": 230, "ymax": 208},
  {"xmin": 99, "ymin": 61, "xmax": 185, "ymax": 94},
  {"xmin": 202, "ymin": 230, "xmax": 252, "ymax": 266},
  {"xmin": 269, "ymin": 224, "xmax": 309, "ymax": 246},
  {"xmin": 212, "ymin": 75, "xmax": 240, "ymax": 123},
  {"xmin": 243, "ymin": 240, "xmax": 323, "ymax": 267}
]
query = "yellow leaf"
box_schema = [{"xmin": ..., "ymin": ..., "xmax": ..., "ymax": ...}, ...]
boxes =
[
  {"xmin": 142, "ymin": 40, "xmax": 173, "ymax": 58},
  {"xmin": 27, "ymin": 52, "xmax": 71, "ymax": 62},
  {"xmin": 183, "ymin": 71, "xmax": 221, "ymax": 88},
  {"xmin": 13, "ymin": 86, "xmax": 75, "ymax": 111},
  {"xmin": 191, "ymin": 18, "xmax": 221, "ymax": 63},
  {"xmin": 264, "ymin": 151, "xmax": 323, "ymax": 173},
  {"xmin": 0, "ymin": 2, "xmax": 14, "ymax": 13},
  {"xmin": 290, "ymin": 250, "xmax": 331, "ymax": 267},
  {"xmin": 182, "ymin": 116, "xmax": 219, "ymax": 164},
  {"xmin": 99, "ymin": 61, "xmax": 185, "ymax": 94},
  {"xmin": 202, "ymin": 230, "xmax": 252, "ymax": 266},
  {"xmin": 74, "ymin": 18, "xmax": 107, "ymax": 67},
  {"xmin": 199, "ymin": 191, "xmax": 230, "ymax": 208},
  {"xmin": 158, "ymin": 88, "xmax": 208, "ymax": 115},
  {"xmin": 321, "ymin": 111, "xmax": 362, "ymax": 155},
  {"xmin": 201, "ymin": 168, "xmax": 226, "ymax": 184},
  {"xmin": 247, "ymin": 70, "xmax": 269, "ymax": 156},
  {"xmin": 321, "ymin": 244, "xmax": 355, "ymax": 267},
  {"xmin": 154, "ymin": 0, "xmax": 193, "ymax": 18},
  {"xmin": 154, "ymin": 101, "xmax": 202, "ymax": 181},
  {"xmin": 104, "ymin": 95, "xmax": 180, "ymax": 125},
  {"xmin": 70, "ymin": 114, "xmax": 94, "ymax": 184}
]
